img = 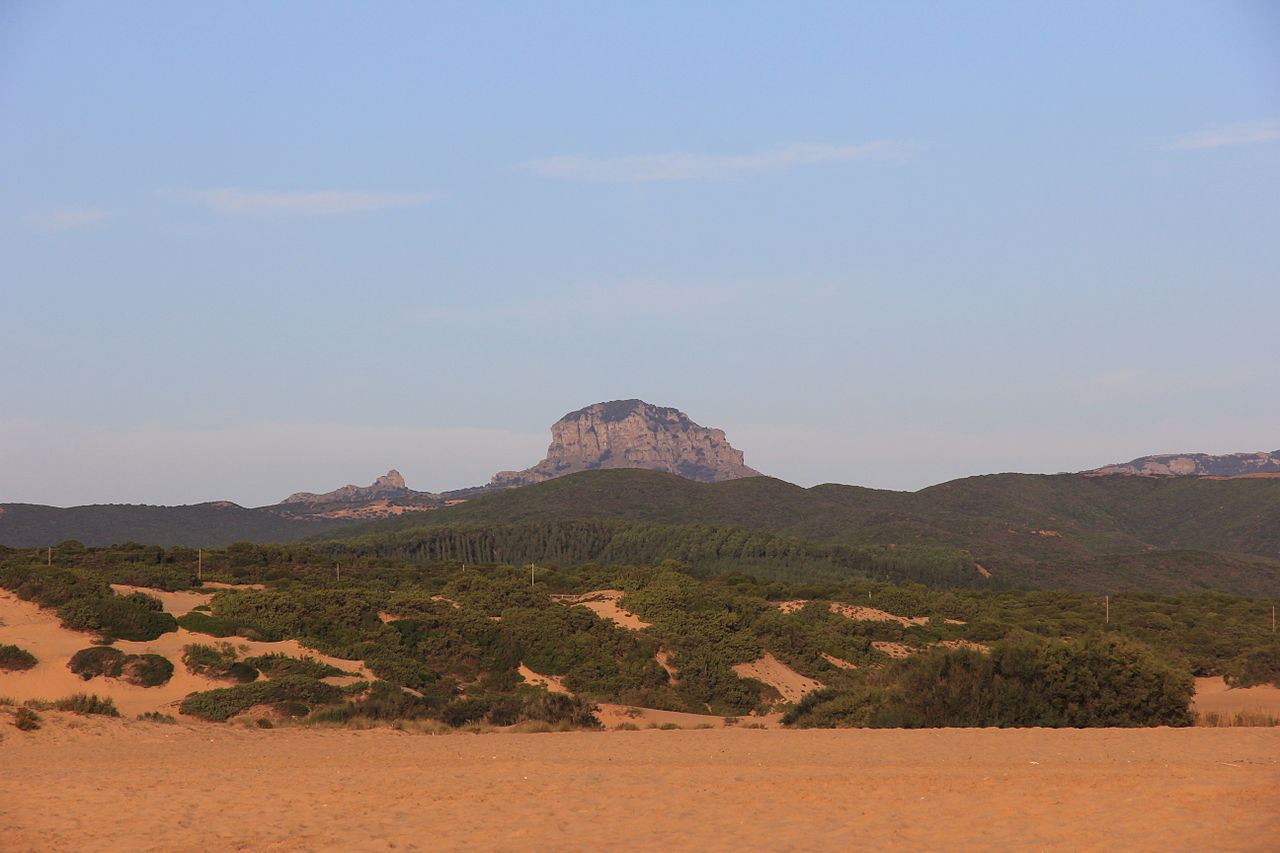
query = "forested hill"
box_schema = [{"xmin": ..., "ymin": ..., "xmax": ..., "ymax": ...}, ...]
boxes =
[
  {"xmin": 0, "ymin": 502, "xmax": 356, "ymax": 549},
  {"xmin": 314, "ymin": 469, "xmax": 1280, "ymax": 596}
]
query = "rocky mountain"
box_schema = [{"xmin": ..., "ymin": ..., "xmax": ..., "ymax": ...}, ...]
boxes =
[
  {"xmin": 489, "ymin": 400, "xmax": 762, "ymax": 488},
  {"xmin": 1086, "ymin": 450, "xmax": 1280, "ymax": 477},
  {"xmin": 280, "ymin": 470, "xmax": 425, "ymax": 505}
]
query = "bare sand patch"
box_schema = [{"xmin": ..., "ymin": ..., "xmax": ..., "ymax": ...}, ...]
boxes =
[
  {"xmin": 517, "ymin": 664, "xmax": 570, "ymax": 694},
  {"xmin": 109, "ymin": 584, "xmax": 215, "ymax": 617},
  {"xmin": 552, "ymin": 589, "xmax": 652, "ymax": 629},
  {"xmin": 1, "ymin": 721, "xmax": 1275, "ymax": 852},
  {"xmin": 777, "ymin": 599, "xmax": 931, "ymax": 626},
  {"xmin": 732, "ymin": 651, "xmax": 824, "ymax": 702}
]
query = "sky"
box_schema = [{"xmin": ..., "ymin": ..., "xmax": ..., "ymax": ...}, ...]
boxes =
[{"xmin": 2, "ymin": 1, "xmax": 1278, "ymax": 507}]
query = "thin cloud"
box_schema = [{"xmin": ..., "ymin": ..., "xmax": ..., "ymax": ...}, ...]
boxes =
[
  {"xmin": 23, "ymin": 207, "xmax": 111, "ymax": 229},
  {"xmin": 1169, "ymin": 120, "xmax": 1280, "ymax": 150},
  {"xmin": 164, "ymin": 188, "xmax": 436, "ymax": 218},
  {"xmin": 520, "ymin": 141, "xmax": 913, "ymax": 182}
]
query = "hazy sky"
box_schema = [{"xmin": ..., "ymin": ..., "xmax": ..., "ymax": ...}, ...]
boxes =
[{"xmin": 3, "ymin": 1, "xmax": 1278, "ymax": 507}]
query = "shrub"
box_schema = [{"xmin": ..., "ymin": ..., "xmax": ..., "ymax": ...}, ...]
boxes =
[
  {"xmin": 14, "ymin": 707, "xmax": 41, "ymax": 731},
  {"xmin": 183, "ymin": 643, "xmax": 257, "ymax": 682},
  {"xmin": 69, "ymin": 647, "xmax": 126, "ymax": 680},
  {"xmin": 179, "ymin": 676, "xmax": 343, "ymax": 722},
  {"xmin": 244, "ymin": 653, "xmax": 350, "ymax": 680},
  {"xmin": 177, "ymin": 611, "xmax": 240, "ymax": 637},
  {"xmin": 121, "ymin": 653, "xmax": 174, "ymax": 687},
  {"xmin": 53, "ymin": 693, "xmax": 121, "ymax": 716},
  {"xmin": 70, "ymin": 648, "xmax": 174, "ymax": 687},
  {"xmin": 58, "ymin": 595, "xmax": 177, "ymax": 641},
  {"xmin": 0, "ymin": 644, "xmax": 38, "ymax": 671}
]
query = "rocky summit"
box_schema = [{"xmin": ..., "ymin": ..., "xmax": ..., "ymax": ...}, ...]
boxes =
[
  {"xmin": 489, "ymin": 399, "xmax": 762, "ymax": 487},
  {"xmin": 1086, "ymin": 450, "xmax": 1280, "ymax": 477},
  {"xmin": 281, "ymin": 469, "xmax": 420, "ymax": 505}
]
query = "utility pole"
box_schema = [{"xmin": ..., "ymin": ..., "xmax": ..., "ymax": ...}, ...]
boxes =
[
  {"xmin": 335, "ymin": 563, "xmax": 341, "ymax": 582},
  {"xmin": 197, "ymin": 549, "xmax": 203, "ymax": 582},
  {"xmin": 1105, "ymin": 595, "xmax": 1110, "ymax": 625},
  {"xmin": 47, "ymin": 546, "xmax": 52, "ymax": 566}
]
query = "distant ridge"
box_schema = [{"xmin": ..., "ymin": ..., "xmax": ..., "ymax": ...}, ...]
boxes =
[
  {"xmin": 490, "ymin": 399, "xmax": 761, "ymax": 487},
  {"xmin": 280, "ymin": 469, "xmax": 429, "ymax": 504},
  {"xmin": 1086, "ymin": 450, "xmax": 1280, "ymax": 477}
]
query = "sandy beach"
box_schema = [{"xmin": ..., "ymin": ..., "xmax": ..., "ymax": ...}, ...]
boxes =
[{"xmin": 2, "ymin": 720, "xmax": 1277, "ymax": 853}]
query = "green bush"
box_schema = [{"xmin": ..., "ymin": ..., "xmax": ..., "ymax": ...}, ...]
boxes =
[
  {"xmin": 244, "ymin": 653, "xmax": 350, "ymax": 680},
  {"xmin": 69, "ymin": 647, "xmax": 126, "ymax": 679},
  {"xmin": 0, "ymin": 644, "xmax": 38, "ymax": 671},
  {"xmin": 179, "ymin": 676, "xmax": 343, "ymax": 722},
  {"xmin": 177, "ymin": 611, "xmax": 241, "ymax": 637},
  {"xmin": 182, "ymin": 643, "xmax": 258, "ymax": 683},
  {"xmin": 58, "ymin": 594, "xmax": 177, "ymax": 641},
  {"xmin": 121, "ymin": 653, "xmax": 175, "ymax": 687}
]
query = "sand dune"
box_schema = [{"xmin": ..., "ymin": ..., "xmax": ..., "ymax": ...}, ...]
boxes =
[
  {"xmin": 0, "ymin": 591, "xmax": 369, "ymax": 717},
  {"xmin": 1, "ymin": 719, "xmax": 1275, "ymax": 852},
  {"xmin": 1193, "ymin": 677, "xmax": 1280, "ymax": 719}
]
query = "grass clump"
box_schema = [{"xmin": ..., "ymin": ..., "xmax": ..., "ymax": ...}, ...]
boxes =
[
  {"xmin": 137, "ymin": 711, "xmax": 177, "ymax": 724},
  {"xmin": 13, "ymin": 707, "xmax": 41, "ymax": 731},
  {"xmin": 0, "ymin": 643, "xmax": 38, "ymax": 671},
  {"xmin": 53, "ymin": 693, "xmax": 121, "ymax": 716}
]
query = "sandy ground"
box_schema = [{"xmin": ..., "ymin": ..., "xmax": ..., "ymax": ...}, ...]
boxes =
[{"xmin": 1, "ymin": 719, "xmax": 1276, "ymax": 853}]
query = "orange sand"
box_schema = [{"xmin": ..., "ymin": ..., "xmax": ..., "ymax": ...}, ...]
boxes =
[{"xmin": 1, "ymin": 719, "xmax": 1276, "ymax": 852}]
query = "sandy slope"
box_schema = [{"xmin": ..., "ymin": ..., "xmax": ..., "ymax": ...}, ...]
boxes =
[
  {"xmin": 1, "ymin": 720, "xmax": 1276, "ymax": 853},
  {"xmin": 0, "ymin": 591, "xmax": 369, "ymax": 716}
]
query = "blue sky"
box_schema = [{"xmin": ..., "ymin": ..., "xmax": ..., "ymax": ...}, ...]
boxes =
[{"xmin": 2, "ymin": 1, "xmax": 1278, "ymax": 506}]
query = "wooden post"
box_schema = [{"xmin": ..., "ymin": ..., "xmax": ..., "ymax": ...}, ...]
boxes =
[
  {"xmin": 1105, "ymin": 595, "xmax": 1110, "ymax": 624},
  {"xmin": 197, "ymin": 548, "xmax": 203, "ymax": 582},
  {"xmin": 529, "ymin": 563, "xmax": 535, "ymax": 587},
  {"xmin": 47, "ymin": 546, "xmax": 52, "ymax": 566}
]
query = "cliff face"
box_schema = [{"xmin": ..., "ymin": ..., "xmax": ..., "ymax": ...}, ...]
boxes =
[
  {"xmin": 1086, "ymin": 451, "xmax": 1280, "ymax": 477},
  {"xmin": 490, "ymin": 400, "xmax": 762, "ymax": 487},
  {"xmin": 281, "ymin": 470, "xmax": 420, "ymax": 505}
]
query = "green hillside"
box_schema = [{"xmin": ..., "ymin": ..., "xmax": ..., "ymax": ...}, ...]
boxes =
[
  {"xmin": 313, "ymin": 470, "xmax": 1280, "ymax": 596},
  {"xmin": 0, "ymin": 502, "xmax": 356, "ymax": 549}
]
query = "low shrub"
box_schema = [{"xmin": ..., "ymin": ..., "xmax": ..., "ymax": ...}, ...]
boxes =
[
  {"xmin": 69, "ymin": 647, "xmax": 126, "ymax": 680},
  {"xmin": 137, "ymin": 711, "xmax": 177, "ymax": 724},
  {"xmin": 244, "ymin": 653, "xmax": 350, "ymax": 680},
  {"xmin": 182, "ymin": 643, "xmax": 257, "ymax": 683},
  {"xmin": 58, "ymin": 594, "xmax": 177, "ymax": 642},
  {"xmin": 0, "ymin": 644, "xmax": 38, "ymax": 671},
  {"xmin": 69, "ymin": 647, "xmax": 174, "ymax": 686},
  {"xmin": 121, "ymin": 653, "xmax": 175, "ymax": 687},
  {"xmin": 179, "ymin": 676, "xmax": 343, "ymax": 722},
  {"xmin": 177, "ymin": 611, "xmax": 241, "ymax": 637}
]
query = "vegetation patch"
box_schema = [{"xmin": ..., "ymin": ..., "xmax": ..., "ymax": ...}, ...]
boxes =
[
  {"xmin": 180, "ymin": 675, "xmax": 344, "ymax": 722},
  {"xmin": 182, "ymin": 643, "xmax": 258, "ymax": 682},
  {"xmin": 0, "ymin": 643, "xmax": 38, "ymax": 671},
  {"xmin": 68, "ymin": 647, "xmax": 174, "ymax": 686}
]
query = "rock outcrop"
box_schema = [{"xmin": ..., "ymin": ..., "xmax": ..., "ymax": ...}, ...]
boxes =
[
  {"xmin": 280, "ymin": 470, "xmax": 422, "ymax": 505},
  {"xmin": 490, "ymin": 400, "xmax": 762, "ymax": 487},
  {"xmin": 1086, "ymin": 451, "xmax": 1280, "ymax": 477}
]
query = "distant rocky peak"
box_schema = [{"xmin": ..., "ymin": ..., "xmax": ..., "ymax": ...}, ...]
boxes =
[
  {"xmin": 490, "ymin": 399, "xmax": 762, "ymax": 487},
  {"xmin": 281, "ymin": 468, "xmax": 417, "ymax": 505},
  {"xmin": 1085, "ymin": 450, "xmax": 1280, "ymax": 477}
]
